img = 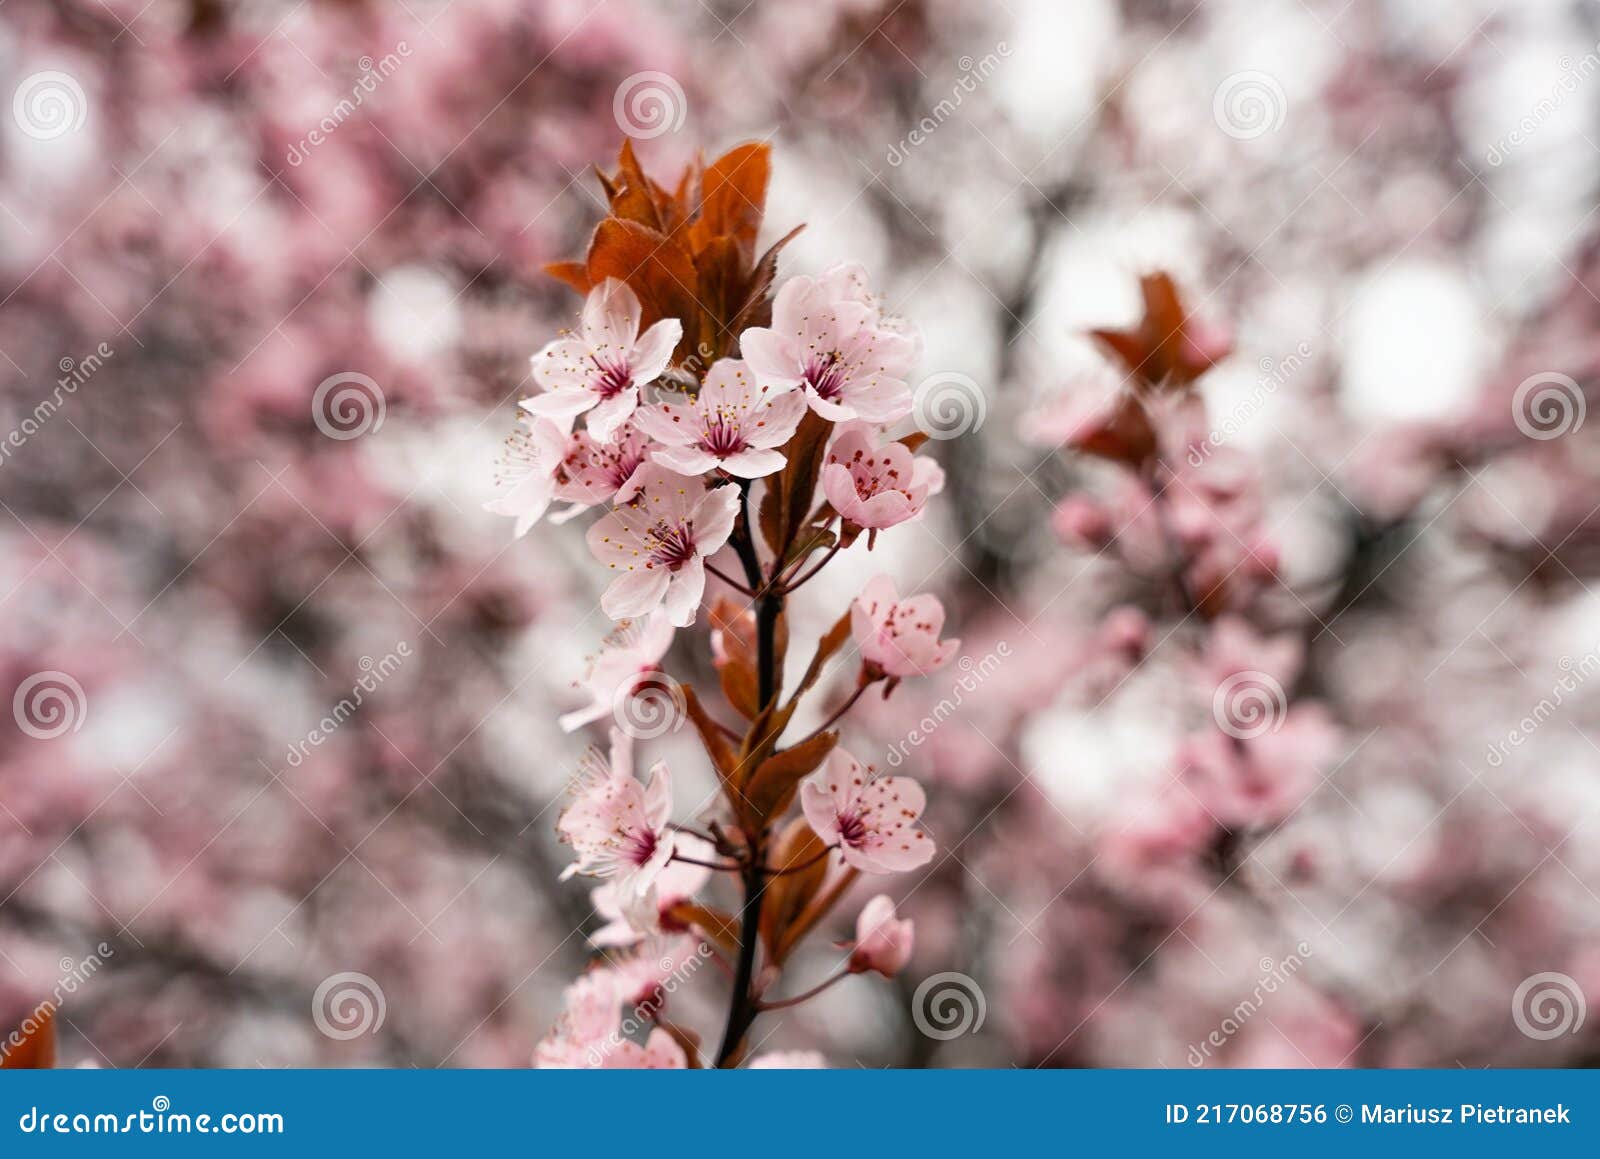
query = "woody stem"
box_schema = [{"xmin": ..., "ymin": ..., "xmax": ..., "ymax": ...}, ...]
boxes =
[{"xmin": 717, "ymin": 481, "xmax": 781, "ymax": 1067}]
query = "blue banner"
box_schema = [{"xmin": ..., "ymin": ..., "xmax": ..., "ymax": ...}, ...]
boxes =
[{"xmin": 0, "ymin": 1070, "xmax": 1595, "ymax": 1155}]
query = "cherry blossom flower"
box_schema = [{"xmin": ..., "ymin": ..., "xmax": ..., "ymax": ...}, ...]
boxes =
[
  {"xmin": 589, "ymin": 834, "xmax": 713, "ymax": 946},
  {"xmin": 748, "ymin": 1051, "xmax": 828, "ymax": 1068},
  {"xmin": 523, "ymin": 279, "xmax": 682, "ymax": 442},
  {"xmin": 544, "ymin": 417, "xmax": 654, "ymax": 523},
  {"xmin": 741, "ymin": 267, "xmax": 916, "ymax": 423},
  {"xmin": 482, "ymin": 415, "xmax": 569, "ymax": 536},
  {"xmin": 848, "ymin": 894, "xmax": 914, "ymax": 976},
  {"xmin": 556, "ymin": 729, "xmax": 673, "ymax": 897},
  {"xmin": 599, "ymin": 1029, "xmax": 688, "ymax": 1069},
  {"xmin": 633, "ymin": 359, "xmax": 806, "ymax": 478},
  {"xmin": 800, "ymin": 747, "xmax": 935, "ymax": 873},
  {"xmin": 586, "ymin": 465, "xmax": 741, "ymax": 626},
  {"xmin": 533, "ymin": 971, "xmax": 623, "ymax": 1068},
  {"xmin": 851, "ymin": 575, "xmax": 959, "ymax": 678},
  {"xmin": 821, "ymin": 427, "xmax": 944, "ymax": 530},
  {"xmin": 559, "ymin": 611, "xmax": 676, "ymax": 733},
  {"xmin": 533, "ymin": 968, "xmax": 688, "ymax": 1069}
]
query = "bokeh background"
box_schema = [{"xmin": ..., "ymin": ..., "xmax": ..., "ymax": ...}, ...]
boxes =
[{"xmin": 4, "ymin": 0, "xmax": 1600, "ymax": 1068}]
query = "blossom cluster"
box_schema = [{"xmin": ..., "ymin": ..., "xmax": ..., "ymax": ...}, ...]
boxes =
[{"xmin": 486, "ymin": 142, "xmax": 958, "ymax": 1068}]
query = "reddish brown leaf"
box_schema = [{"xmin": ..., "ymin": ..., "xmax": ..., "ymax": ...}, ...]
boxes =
[
  {"xmin": 1, "ymin": 1007, "xmax": 56, "ymax": 1069},
  {"xmin": 667, "ymin": 902, "xmax": 741, "ymax": 956},
  {"xmin": 743, "ymin": 729, "xmax": 837, "ymax": 822},
  {"xmin": 542, "ymin": 260, "xmax": 592, "ymax": 296},
  {"xmin": 690, "ymin": 142, "xmax": 771, "ymax": 259},
  {"xmin": 584, "ymin": 218, "xmax": 700, "ymax": 342},
  {"xmin": 775, "ymin": 866, "xmax": 860, "ymax": 965},
  {"xmin": 759, "ymin": 818, "xmax": 832, "ymax": 960},
  {"xmin": 682, "ymin": 686, "xmax": 739, "ymax": 787}
]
